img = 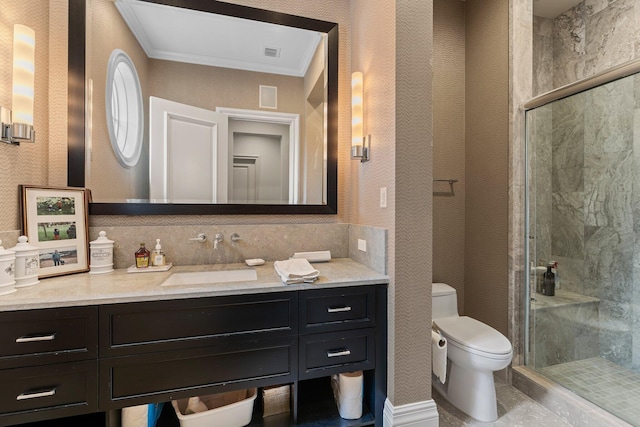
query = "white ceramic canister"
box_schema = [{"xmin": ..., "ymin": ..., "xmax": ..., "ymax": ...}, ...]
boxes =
[
  {"xmin": 10, "ymin": 236, "xmax": 39, "ymax": 287},
  {"xmin": 0, "ymin": 240, "xmax": 16, "ymax": 296},
  {"xmin": 89, "ymin": 231, "xmax": 114, "ymax": 274}
]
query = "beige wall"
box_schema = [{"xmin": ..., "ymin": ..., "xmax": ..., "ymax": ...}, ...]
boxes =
[
  {"xmin": 464, "ymin": 0, "xmax": 510, "ymax": 335},
  {"xmin": 0, "ymin": 1, "xmax": 67, "ymax": 232},
  {"xmin": 433, "ymin": 0, "xmax": 466, "ymax": 314},
  {"xmin": 351, "ymin": 0, "xmax": 433, "ymax": 407},
  {"xmin": 87, "ymin": 0, "xmax": 150, "ymax": 202}
]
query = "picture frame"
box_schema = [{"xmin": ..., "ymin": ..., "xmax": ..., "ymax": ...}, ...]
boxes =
[{"xmin": 20, "ymin": 185, "xmax": 89, "ymax": 278}]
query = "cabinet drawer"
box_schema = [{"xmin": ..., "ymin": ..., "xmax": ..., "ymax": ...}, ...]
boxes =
[
  {"xmin": 0, "ymin": 360, "xmax": 97, "ymax": 425},
  {"xmin": 0, "ymin": 307, "xmax": 98, "ymax": 369},
  {"xmin": 100, "ymin": 292, "xmax": 297, "ymax": 356},
  {"xmin": 300, "ymin": 286, "xmax": 375, "ymax": 334},
  {"xmin": 299, "ymin": 329, "xmax": 375, "ymax": 379},
  {"xmin": 100, "ymin": 337, "xmax": 296, "ymax": 408}
]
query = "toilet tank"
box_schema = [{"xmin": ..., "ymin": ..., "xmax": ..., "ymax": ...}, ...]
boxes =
[{"xmin": 432, "ymin": 283, "xmax": 459, "ymax": 319}]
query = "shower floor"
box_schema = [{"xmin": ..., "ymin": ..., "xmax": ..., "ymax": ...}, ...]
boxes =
[{"xmin": 537, "ymin": 357, "xmax": 640, "ymax": 425}]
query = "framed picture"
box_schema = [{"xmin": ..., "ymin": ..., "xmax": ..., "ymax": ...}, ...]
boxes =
[{"xmin": 20, "ymin": 185, "xmax": 89, "ymax": 278}]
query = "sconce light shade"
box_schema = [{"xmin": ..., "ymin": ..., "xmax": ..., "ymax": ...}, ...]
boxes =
[
  {"xmin": 1, "ymin": 24, "xmax": 35, "ymax": 145},
  {"xmin": 13, "ymin": 24, "xmax": 35, "ymax": 126},
  {"xmin": 351, "ymin": 71, "xmax": 369, "ymax": 162}
]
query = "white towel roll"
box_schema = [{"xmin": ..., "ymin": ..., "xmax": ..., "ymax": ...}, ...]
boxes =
[
  {"xmin": 122, "ymin": 405, "xmax": 148, "ymax": 427},
  {"xmin": 331, "ymin": 371, "xmax": 363, "ymax": 419},
  {"xmin": 432, "ymin": 330, "xmax": 447, "ymax": 384}
]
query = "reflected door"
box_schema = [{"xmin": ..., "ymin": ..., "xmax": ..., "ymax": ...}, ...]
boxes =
[{"xmin": 149, "ymin": 97, "xmax": 228, "ymax": 203}]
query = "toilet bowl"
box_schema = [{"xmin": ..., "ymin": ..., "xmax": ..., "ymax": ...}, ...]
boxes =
[{"xmin": 431, "ymin": 283, "xmax": 512, "ymax": 422}]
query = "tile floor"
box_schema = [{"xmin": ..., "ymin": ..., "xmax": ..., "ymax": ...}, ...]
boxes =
[
  {"xmin": 434, "ymin": 376, "xmax": 572, "ymax": 427},
  {"xmin": 538, "ymin": 357, "xmax": 640, "ymax": 426}
]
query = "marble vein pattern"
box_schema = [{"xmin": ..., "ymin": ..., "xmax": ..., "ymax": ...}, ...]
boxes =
[{"xmin": 530, "ymin": 0, "xmax": 640, "ymax": 392}]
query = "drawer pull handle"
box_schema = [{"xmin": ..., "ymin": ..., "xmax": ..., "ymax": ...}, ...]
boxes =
[
  {"xmin": 327, "ymin": 306, "xmax": 352, "ymax": 313},
  {"xmin": 17, "ymin": 388, "xmax": 57, "ymax": 401},
  {"xmin": 15, "ymin": 333, "xmax": 56, "ymax": 343},
  {"xmin": 327, "ymin": 349, "xmax": 351, "ymax": 358}
]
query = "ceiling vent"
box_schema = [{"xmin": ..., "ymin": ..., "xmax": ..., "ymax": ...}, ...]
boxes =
[{"xmin": 264, "ymin": 47, "xmax": 280, "ymax": 58}]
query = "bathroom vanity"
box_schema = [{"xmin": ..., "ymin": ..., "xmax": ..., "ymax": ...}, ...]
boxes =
[{"xmin": 0, "ymin": 259, "xmax": 388, "ymax": 427}]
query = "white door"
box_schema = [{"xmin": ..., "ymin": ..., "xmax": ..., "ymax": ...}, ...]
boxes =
[
  {"xmin": 149, "ymin": 96, "xmax": 228, "ymax": 203},
  {"xmin": 232, "ymin": 155, "xmax": 259, "ymax": 203}
]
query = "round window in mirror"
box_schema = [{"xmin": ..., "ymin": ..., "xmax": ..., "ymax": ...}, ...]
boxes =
[{"xmin": 105, "ymin": 49, "xmax": 143, "ymax": 168}]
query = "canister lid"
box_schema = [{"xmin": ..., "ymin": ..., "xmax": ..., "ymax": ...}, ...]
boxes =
[
  {"xmin": 10, "ymin": 236, "xmax": 38, "ymax": 253},
  {"xmin": 90, "ymin": 231, "xmax": 114, "ymax": 245}
]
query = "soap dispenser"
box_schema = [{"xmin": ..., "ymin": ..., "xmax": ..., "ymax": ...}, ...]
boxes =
[
  {"xmin": 543, "ymin": 262, "xmax": 555, "ymax": 296},
  {"xmin": 152, "ymin": 239, "xmax": 166, "ymax": 267}
]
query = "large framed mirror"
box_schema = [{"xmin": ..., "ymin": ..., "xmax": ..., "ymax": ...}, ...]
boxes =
[{"xmin": 68, "ymin": 0, "xmax": 338, "ymax": 215}]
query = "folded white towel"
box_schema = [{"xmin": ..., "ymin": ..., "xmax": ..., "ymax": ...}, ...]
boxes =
[{"xmin": 274, "ymin": 258, "xmax": 319, "ymax": 284}]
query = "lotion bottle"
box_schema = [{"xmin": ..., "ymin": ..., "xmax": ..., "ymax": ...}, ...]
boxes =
[{"xmin": 152, "ymin": 239, "xmax": 166, "ymax": 267}]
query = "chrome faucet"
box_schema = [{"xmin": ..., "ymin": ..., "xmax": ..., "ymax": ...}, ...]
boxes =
[
  {"xmin": 230, "ymin": 233, "xmax": 241, "ymax": 242},
  {"xmin": 189, "ymin": 233, "xmax": 207, "ymax": 243},
  {"xmin": 214, "ymin": 233, "xmax": 224, "ymax": 250}
]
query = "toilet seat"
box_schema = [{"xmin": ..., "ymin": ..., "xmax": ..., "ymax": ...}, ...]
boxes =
[{"xmin": 434, "ymin": 316, "xmax": 512, "ymax": 358}]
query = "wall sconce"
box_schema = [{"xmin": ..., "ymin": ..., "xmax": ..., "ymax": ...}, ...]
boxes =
[
  {"xmin": 351, "ymin": 71, "xmax": 370, "ymax": 162},
  {"xmin": 1, "ymin": 24, "xmax": 36, "ymax": 145}
]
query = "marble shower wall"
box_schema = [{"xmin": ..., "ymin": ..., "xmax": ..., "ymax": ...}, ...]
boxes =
[{"xmin": 532, "ymin": 0, "xmax": 640, "ymax": 370}]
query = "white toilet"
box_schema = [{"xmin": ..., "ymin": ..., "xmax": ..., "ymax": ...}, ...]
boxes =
[{"xmin": 431, "ymin": 283, "xmax": 512, "ymax": 422}]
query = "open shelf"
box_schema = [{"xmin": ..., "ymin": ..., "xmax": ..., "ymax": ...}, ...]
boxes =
[{"xmin": 153, "ymin": 377, "xmax": 374, "ymax": 427}]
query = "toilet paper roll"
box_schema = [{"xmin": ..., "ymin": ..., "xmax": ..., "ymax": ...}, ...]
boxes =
[
  {"xmin": 337, "ymin": 371, "xmax": 363, "ymax": 398},
  {"xmin": 331, "ymin": 371, "xmax": 363, "ymax": 419},
  {"xmin": 432, "ymin": 330, "xmax": 447, "ymax": 384},
  {"xmin": 122, "ymin": 405, "xmax": 148, "ymax": 427}
]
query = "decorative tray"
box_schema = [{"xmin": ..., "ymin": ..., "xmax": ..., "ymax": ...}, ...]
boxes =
[{"xmin": 127, "ymin": 263, "xmax": 173, "ymax": 273}]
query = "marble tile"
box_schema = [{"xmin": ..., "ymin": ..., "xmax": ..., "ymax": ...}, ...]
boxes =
[
  {"xmin": 533, "ymin": 16, "xmax": 554, "ymax": 96},
  {"xmin": 512, "ymin": 366, "xmax": 634, "ymax": 427},
  {"xmin": 583, "ymin": 226, "xmax": 633, "ymax": 301},
  {"xmin": 584, "ymin": 0, "xmax": 635, "ymax": 77},
  {"xmin": 598, "ymin": 299, "xmax": 633, "ymax": 367},
  {"xmin": 435, "ymin": 376, "xmax": 573, "ymax": 427},
  {"xmin": 348, "ymin": 224, "xmax": 387, "ymax": 274},
  {"xmin": 553, "ymin": 5, "xmax": 587, "ymax": 87},
  {"xmin": 89, "ymin": 223, "xmax": 350, "ymax": 269},
  {"xmin": 551, "ymin": 191, "xmax": 585, "ymax": 258},
  {"xmin": 552, "ymin": 94, "xmax": 585, "ymax": 194},
  {"xmin": 552, "ymin": 255, "xmax": 585, "ymax": 294},
  {"xmin": 531, "ymin": 295, "xmax": 599, "ymax": 368},
  {"xmin": 584, "ymin": 78, "xmax": 634, "ymax": 157}
]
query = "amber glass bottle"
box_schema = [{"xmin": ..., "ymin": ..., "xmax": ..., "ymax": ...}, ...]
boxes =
[{"xmin": 135, "ymin": 243, "xmax": 150, "ymax": 268}]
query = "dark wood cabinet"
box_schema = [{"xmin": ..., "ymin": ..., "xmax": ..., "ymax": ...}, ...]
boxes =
[
  {"xmin": 0, "ymin": 284, "xmax": 387, "ymax": 427},
  {"xmin": 0, "ymin": 307, "xmax": 99, "ymax": 426}
]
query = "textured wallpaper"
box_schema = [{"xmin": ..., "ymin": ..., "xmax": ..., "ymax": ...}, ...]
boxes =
[
  {"xmin": 464, "ymin": 0, "xmax": 510, "ymax": 336},
  {"xmin": 433, "ymin": 0, "xmax": 466, "ymax": 314},
  {"xmin": 0, "ymin": 1, "xmax": 67, "ymax": 233}
]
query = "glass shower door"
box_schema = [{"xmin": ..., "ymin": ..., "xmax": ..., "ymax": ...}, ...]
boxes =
[{"xmin": 525, "ymin": 72, "xmax": 640, "ymax": 425}]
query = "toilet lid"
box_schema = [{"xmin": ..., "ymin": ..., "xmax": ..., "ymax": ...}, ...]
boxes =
[{"xmin": 434, "ymin": 316, "xmax": 512, "ymax": 356}]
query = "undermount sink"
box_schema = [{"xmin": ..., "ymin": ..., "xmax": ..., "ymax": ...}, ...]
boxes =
[{"xmin": 161, "ymin": 269, "xmax": 258, "ymax": 287}]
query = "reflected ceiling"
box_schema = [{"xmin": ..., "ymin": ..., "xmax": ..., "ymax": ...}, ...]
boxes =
[{"xmin": 116, "ymin": 0, "xmax": 322, "ymax": 76}]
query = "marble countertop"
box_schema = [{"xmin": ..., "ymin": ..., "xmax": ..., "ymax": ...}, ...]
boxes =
[{"xmin": 0, "ymin": 258, "xmax": 389, "ymax": 311}]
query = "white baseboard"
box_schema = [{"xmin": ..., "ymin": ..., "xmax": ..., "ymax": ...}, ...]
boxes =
[{"xmin": 383, "ymin": 398, "xmax": 439, "ymax": 426}]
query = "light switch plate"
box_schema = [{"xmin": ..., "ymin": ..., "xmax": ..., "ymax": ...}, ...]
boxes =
[
  {"xmin": 380, "ymin": 187, "xmax": 387, "ymax": 208},
  {"xmin": 358, "ymin": 239, "xmax": 367, "ymax": 252}
]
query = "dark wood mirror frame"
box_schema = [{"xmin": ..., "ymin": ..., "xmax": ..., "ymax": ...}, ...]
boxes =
[{"xmin": 67, "ymin": 0, "xmax": 338, "ymax": 215}]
